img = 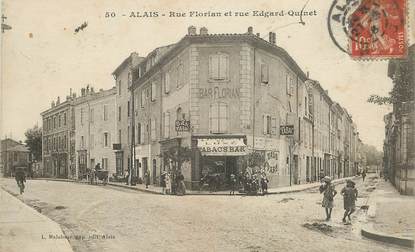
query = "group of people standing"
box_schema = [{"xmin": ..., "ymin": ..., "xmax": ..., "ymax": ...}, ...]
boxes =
[
  {"xmin": 160, "ymin": 171, "xmax": 186, "ymax": 196},
  {"xmin": 319, "ymin": 176, "xmax": 359, "ymax": 223}
]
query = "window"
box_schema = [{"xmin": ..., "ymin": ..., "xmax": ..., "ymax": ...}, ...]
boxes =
[
  {"xmin": 102, "ymin": 158, "xmax": 108, "ymax": 170},
  {"xmin": 90, "ymin": 108, "xmax": 94, "ymax": 123},
  {"xmin": 81, "ymin": 136, "xmax": 84, "ymax": 148},
  {"xmin": 128, "ymin": 126, "xmax": 130, "ymax": 144},
  {"xmin": 128, "ymin": 72, "xmax": 132, "ymax": 87},
  {"xmin": 137, "ymin": 123, "xmax": 141, "ymax": 144},
  {"xmin": 165, "ymin": 72, "xmax": 170, "ymax": 94},
  {"xmin": 80, "ymin": 108, "xmax": 84, "ymax": 125},
  {"xmin": 164, "ymin": 112, "xmax": 170, "ymax": 138},
  {"xmin": 177, "ymin": 64, "xmax": 184, "ymax": 88},
  {"xmin": 118, "ymin": 129, "xmax": 122, "ymax": 144},
  {"xmin": 63, "ymin": 113, "xmax": 67, "ymax": 126},
  {"xmin": 150, "ymin": 118, "xmax": 156, "ymax": 141},
  {"xmin": 63, "ymin": 135, "xmax": 67, "ymax": 150},
  {"xmin": 151, "ymin": 82, "xmax": 157, "ymax": 101},
  {"xmin": 141, "ymin": 123, "xmax": 145, "ymax": 144},
  {"xmin": 118, "ymin": 80, "xmax": 122, "ymax": 95},
  {"xmin": 104, "ymin": 132, "xmax": 109, "ymax": 147},
  {"xmin": 305, "ymin": 97, "xmax": 308, "ymax": 116},
  {"xmin": 58, "ymin": 115, "xmax": 61, "ymax": 127},
  {"xmin": 103, "ymin": 105, "xmax": 108, "ymax": 121},
  {"xmin": 127, "ymin": 101, "xmax": 130, "ymax": 117},
  {"xmin": 118, "ymin": 106, "xmax": 121, "ymax": 121},
  {"xmin": 141, "ymin": 90, "xmax": 145, "ymax": 108},
  {"xmin": 209, "ymin": 53, "xmax": 229, "ymax": 80},
  {"xmin": 263, "ymin": 115, "xmax": 271, "ymax": 135},
  {"xmin": 209, "ymin": 102, "xmax": 228, "ymax": 133},
  {"xmin": 286, "ymin": 73, "xmax": 294, "ymax": 95},
  {"xmin": 261, "ymin": 64, "xmax": 269, "ymax": 84}
]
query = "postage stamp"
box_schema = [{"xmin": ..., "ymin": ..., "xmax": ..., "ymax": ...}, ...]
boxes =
[{"xmin": 328, "ymin": 0, "xmax": 407, "ymax": 59}]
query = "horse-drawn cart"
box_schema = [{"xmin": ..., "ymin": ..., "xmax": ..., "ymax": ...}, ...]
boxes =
[{"xmin": 89, "ymin": 170, "xmax": 109, "ymax": 185}]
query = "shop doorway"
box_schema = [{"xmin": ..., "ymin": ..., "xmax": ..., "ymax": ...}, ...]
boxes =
[
  {"xmin": 200, "ymin": 156, "xmax": 238, "ymax": 189},
  {"xmin": 293, "ymin": 155, "xmax": 299, "ymax": 184},
  {"xmin": 152, "ymin": 159, "xmax": 157, "ymax": 184}
]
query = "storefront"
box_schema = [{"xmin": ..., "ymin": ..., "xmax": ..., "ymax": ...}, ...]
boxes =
[{"xmin": 191, "ymin": 135, "xmax": 247, "ymax": 189}]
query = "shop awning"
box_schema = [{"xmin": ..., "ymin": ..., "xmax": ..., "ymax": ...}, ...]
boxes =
[{"xmin": 197, "ymin": 138, "xmax": 247, "ymax": 156}]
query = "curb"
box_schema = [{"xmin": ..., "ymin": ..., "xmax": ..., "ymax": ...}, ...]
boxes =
[
  {"xmin": 361, "ymin": 224, "xmax": 414, "ymax": 248},
  {"xmin": 29, "ymin": 176, "xmax": 358, "ymax": 196},
  {"xmin": 0, "ymin": 187, "xmax": 74, "ymax": 252},
  {"xmin": 360, "ymin": 179, "xmax": 414, "ymax": 248}
]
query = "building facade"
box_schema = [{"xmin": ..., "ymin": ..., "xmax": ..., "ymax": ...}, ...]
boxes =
[
  {"xmin": 0, "ymin": 138, "xmax": 30, "ymax": 176},
  {"xmin": 41, "ymin": 95, "xmax": 75, "ymax": 178},
  {"xmin": 384, "ymin": 44, "xmax": 415, "ymax": 195},
  {"xmin": 73, "ymin": 87, "xmax": 117, "ymax": 179},
  {"xmin": 130, "ymin": 26, "xmax": 363, "ymax": 189}
]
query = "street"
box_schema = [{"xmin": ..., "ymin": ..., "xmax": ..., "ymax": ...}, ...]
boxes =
[{"xmin": 0, "ymin": 176, "xmax": 409, "ymax": 252}]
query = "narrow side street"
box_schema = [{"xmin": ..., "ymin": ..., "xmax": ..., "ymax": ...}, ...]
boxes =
[{"xmin": 0, "ymin": 176, "xmax": 410, "ymax": 252}]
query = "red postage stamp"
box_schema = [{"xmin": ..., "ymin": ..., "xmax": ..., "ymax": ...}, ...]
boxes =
[{"xmin": 348, "ymin": 0, "xmax": 407, "ymax": 59}]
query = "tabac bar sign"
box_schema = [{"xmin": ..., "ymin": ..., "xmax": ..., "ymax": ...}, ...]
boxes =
[
  {"xmin": 175, "ymin": 120, "xmax": 191, "ymax": 132},
  {"xmin": 280, "ymin": 125, "xmax": 294, "ymax": 136}
]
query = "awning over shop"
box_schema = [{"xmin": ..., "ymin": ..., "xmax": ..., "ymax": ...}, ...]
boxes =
[{"xmin": 197, "ymin": 138, "xmax": 247, "ymax": 156}]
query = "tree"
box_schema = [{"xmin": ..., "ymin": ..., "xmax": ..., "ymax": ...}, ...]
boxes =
[
  {"xmin": 24, "ymin": 125, "xmax": 42, "ymax": 162},
  {"xmin": 367, "ymin": 60, "xmax": 414, "ymax": 105}
]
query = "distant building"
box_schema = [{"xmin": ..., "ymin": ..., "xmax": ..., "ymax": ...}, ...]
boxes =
[
  {"xmin": 0, "ymin": 138, "xmax": 30, "ymax": 177},
  {"xmin": 73, "ymin": 86, "xmax": 117, "ymax": 179},
  {"xmin": 41, "ymin": 94, "xmax": 76, "ymax": 178}
]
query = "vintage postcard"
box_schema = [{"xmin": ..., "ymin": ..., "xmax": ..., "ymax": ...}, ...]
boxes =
[{"xmin": 0, "ymin": 0, "xmax": 414, "ymax": 251}]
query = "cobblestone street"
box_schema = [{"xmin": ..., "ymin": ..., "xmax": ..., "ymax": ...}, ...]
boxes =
[{"xmin": 0, "ymin": 177, "xmax": 409, "ymax": 252}]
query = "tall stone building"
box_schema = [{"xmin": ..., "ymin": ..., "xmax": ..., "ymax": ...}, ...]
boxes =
[
  {"xmin": 384, "ymin": 44, "xmax": 415, "ymax": 195},
  {"xmin": 41, "ymin": 95, "xmax": 76, "ymax": 178},
  {"xmin": 130, "ymin": 26, "xmax": 362, "ymax": 189}
]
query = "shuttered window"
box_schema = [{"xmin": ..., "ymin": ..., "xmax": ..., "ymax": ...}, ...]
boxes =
[
  {"xmin": 261, "ymin": 64, "xmax": 269, "ymax": 84},
  {"xmin": 209, "ymin": 53, "xmax": 229, "ymax": 80},
  {"xmin": 209, "ymin": 102, "xmax": 228, "ymax": 133},
  {"xmin": 165, "ymin": 72, "xmax": 170, "ymax": 94},
  {"xmin": 151, "ymin": 82, "xmax": 157, "ymax": 101},
  {"xmin": 164, "ymin": 112, "xmax": 170, "ymax": 138}
]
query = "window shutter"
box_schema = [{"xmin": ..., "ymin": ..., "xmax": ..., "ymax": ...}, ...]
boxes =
[
  {"xmin": 209, "ymin": 54, "xmax": 220, "ymax": 79},
  {"xmin": 271, "ymin": 117, "xmax": 277, "ymax": 135},
  {"xmin": 151, "ymin": 82, "xmax": 157, "ymax": 101},
  {"xmin": 219, "ymin": 54, "xmax": 228, "ymax": 80},
  {"xmin": 165, "ymin": 72, "xmax": 170, "ymax": 94},
  {"xmin": 261, "ymin": 64, "xmax": 269, "ymax": 83},
  {"xmin": 263, "ymin": 115, "xmax": 267, "ymax": 135}
]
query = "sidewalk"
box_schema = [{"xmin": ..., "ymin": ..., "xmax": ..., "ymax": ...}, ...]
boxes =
[
  {"xmin": 0, "ymin": 188, "xmax": 73, "ymax": 252},
  {"xmin": 33, "ymin": 176, "xmax": 358, "ymax": 196},
  {"xmin": 361, "ymin": 179, "xmax": 415, "ymax": 248}
]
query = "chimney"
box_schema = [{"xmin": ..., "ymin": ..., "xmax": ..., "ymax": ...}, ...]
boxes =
[
  {"xmin": 188, "ymin": 26, "xmax": 196, "ymax": 35},
  {"xmin": 56, "ymin": 96, "xmax": 60, "ymax": 105},
  {"xmin": 256, "ymin": 33, "xmax": 260, "ymax": 37},
  {"xmin": 269, "ymin": 32, "xmax": 273, "ymax": 43},
  {"xmin": 272, "ymin": 32, "xmax": 276, "ymax": 44},
  {"xmin": 91, "ymin": 87, "xmax": 94, "ymax": 93},
  {"xmin": 247, "ymin": 26, "xmax": 253, "ymax": 34},
  {"xmin": 81, "ymin": 88, "xmax": 86, "ymax": 97},
  {"xmin": 200, "ymin": 27, "xmax": 208, "ymax": 35},
  {"xmin": 73, "ymin": 92, "xmax": 77, "ymax": 98},
  {"xmin": 51, "ymin": 101, "xmax": 55, "ymax": 108}
]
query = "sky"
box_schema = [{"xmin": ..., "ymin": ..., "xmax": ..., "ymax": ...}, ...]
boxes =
[{"xmin": 1, "ymin": 0, "xmax": 414, "ymax": 150}]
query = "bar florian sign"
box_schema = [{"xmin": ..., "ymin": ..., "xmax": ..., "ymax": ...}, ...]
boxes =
[
  {"xmin": 197, "ymin": 138, "xmax": 247, "ymax": 156},
  {"xmin": 280, "ymin": 125, "xmax": 294, "ymax": 136}
]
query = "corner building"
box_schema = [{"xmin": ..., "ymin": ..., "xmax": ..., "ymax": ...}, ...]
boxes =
[{"xmin": 132, "ymin": 26, "xmax": 313, "ymax": 189}]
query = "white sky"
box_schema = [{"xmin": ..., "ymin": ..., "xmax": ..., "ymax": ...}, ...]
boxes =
[{"xmin": 1, "ymin": 0, "xmax": 414, "ymax": 150}]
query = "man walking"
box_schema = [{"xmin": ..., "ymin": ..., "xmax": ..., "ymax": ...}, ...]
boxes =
[
  {"xmin": 15, "ymin": 167, "xmax": 26, "ymax": 194},
  {"xmin": 362, "ymin": 169, "xmax": 366, "ymax": 182}
]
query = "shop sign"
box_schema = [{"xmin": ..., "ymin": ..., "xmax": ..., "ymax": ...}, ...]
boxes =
[
  {"xmin": 197, "ymin": 138, "xmax": 247, "ymax": 156},
  {"xmin": 280, "ymin": 125, "xmax": 294, "ymax": 136},
  {"xmin": 198, "ymin": 86, "xmax": 241, "ymax": 99},
  {"xmin": 175, "ymin": 120, "xmax": 191, "ymax": 132}
]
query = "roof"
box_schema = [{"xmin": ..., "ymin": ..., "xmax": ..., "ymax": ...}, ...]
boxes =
[
  {"xmin": 112, "ymin": 52, "xmax": 144, "ymax": 76},
  {"xmin": 7, "ymin": 144, "xmax": 30, "ymax": 152},
  {"xmin": 72, "ymin": 87, "xmax": 117, "ymax": 106},
  {"xmin": 131, "ymin": 32, "xmax": 308, "ymax": 90}
]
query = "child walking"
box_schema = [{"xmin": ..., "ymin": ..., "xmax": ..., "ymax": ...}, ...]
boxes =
[
  {"xmin": 341, "ymin": 179, "xmax": 358, "ymax": 223},
  {"xmin": 319, "ymin": 176, "xmax": 337, "ymax": 221}
]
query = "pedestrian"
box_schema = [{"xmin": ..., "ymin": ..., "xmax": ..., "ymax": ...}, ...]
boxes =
[
  {"xmin": 229, "ymin": 173, "xmax": 236, "ymax": 195},
  {"xmin": 15, "ymin": 167, "xmax": 26, "ymax": 194},
  {"xmin": 341, "ymin": 179, "xmax": 358, "ymax": 223},
  {"xmin": 319, "ymin": 176, "xmax": 337, "ymax": 221},
  {"xmin": 176, "ymin": 172, "xmax": 186, "ymax": 196},
  {"xmin": 165, "ymin": 172, "xmax": 171, "ymax": 195},
  {"xmin": 145, "ymin": 170, "xmax": 150, "ymax": 189},
  {"xmin": 161, "ymin": 171, "xmax": 167, "ymax": 194},
  {"xmin": 124, "ymin": 169, "xmax": 129, "ymax": 185},
  {"xmin": 362, "ymin": 169, "xmax": 366, "ymax": 182},
  {"xmin": 260, "ymin": 173, "xmax": 269, "ymax": 195}
]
